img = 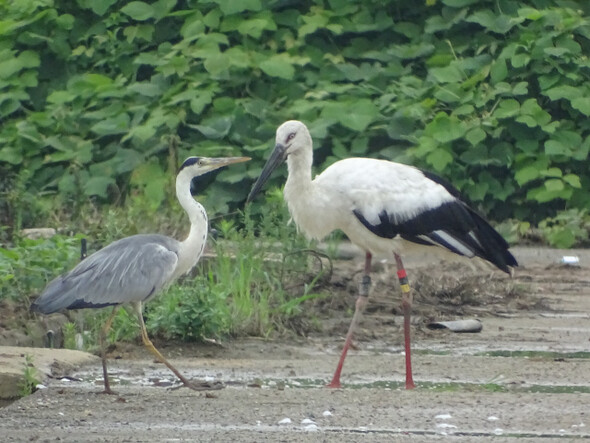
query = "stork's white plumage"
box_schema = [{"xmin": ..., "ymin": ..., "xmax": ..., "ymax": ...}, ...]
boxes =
[{"xmin": 248, "ymin": 120, "xmax": 517, "ymax": 389}]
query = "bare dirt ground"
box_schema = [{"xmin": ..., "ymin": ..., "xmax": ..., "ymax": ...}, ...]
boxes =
[{"xmin": 1, "ymin": 246, "xmax": 590, "ymax": 442}]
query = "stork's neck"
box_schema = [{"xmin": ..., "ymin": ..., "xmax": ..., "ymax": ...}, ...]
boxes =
[
  {"xmin": 175, "ymin": 171, "xmax": 208, "ymax": 275},
  {"xmin": 285, "ymin": 147, "xmax": 313, "ymax": 192}
]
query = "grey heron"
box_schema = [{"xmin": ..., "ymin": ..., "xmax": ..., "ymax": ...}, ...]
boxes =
[
  {"xmin": 31, "ymin": 155, "xmax": 250, "ymax": 394},
  {"xmin": 247, "ymin": 120, "xmax": 517, "ymax": 389}
]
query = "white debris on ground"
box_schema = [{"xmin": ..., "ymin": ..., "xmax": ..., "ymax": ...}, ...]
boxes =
[{"xmin": 435, "ymin": 413, "xmax": 452, "ymax": 420}]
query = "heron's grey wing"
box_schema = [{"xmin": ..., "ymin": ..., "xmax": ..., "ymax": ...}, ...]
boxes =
[{"xmin": 32, "ymin": 235, "xmax": 179, "ymax": 314}]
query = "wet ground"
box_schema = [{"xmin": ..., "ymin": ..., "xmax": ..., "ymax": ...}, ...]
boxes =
[{"xmin": 1, "ymin": 246, "xmax": 590, "ymax": 441}]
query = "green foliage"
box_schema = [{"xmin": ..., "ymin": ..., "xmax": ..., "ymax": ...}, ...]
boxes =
[
  {"xmin": 0, "ymin": 235, "xmax": 83, "ymax": 303},
  {"xmin": 146, "ymin": 277, "xmax": 231, "ymax": 341},
  {"xmin": 1, "ymin": 0, "xmax": 589, "ymax": 243},
  {"xmin": 62, "ymin": 322, "xmax": 78, "ymax": 350},
  {"xmin": 19, "ymin": 354, "xmax": 41, "ymax": 397},
  {"xmin": 538, "ymin": 209, "xmax": 589, "ymax": 248},
  {"xmin": 9, "ymin": 195, "xmax": 321, "ymax": 342},
  {"xmin": 147, "ymin": 197, "xmax": 319, "ymax": 340}
]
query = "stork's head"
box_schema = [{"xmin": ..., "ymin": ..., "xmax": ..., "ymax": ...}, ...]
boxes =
[
  {"xmin": 275, "ymin": 120, "xmax": 312, "ymax": 156},
  {"xmin": 247, "ymin": 120, "xmax": 312, "ymax": 203}
]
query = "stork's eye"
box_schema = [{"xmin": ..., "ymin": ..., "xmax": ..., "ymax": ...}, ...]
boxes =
[{"xmin": 286, "ymin": 132, "xmax": 296, "ymax": 143}]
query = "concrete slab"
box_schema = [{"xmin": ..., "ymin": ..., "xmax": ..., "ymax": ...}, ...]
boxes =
[{"xmin": 0, "ymin": 346, "xmax": 98, "ymax": 400}]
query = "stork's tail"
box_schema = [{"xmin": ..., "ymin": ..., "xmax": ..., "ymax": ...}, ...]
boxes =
[{"xmin": 468, "ymin": 208, "xmax": 518, "ymax": 274}]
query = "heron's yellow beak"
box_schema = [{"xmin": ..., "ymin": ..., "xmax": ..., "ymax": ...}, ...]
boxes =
[{"xmin": 203, "ymin": 156, "xmax": 251, "ymax": 169}]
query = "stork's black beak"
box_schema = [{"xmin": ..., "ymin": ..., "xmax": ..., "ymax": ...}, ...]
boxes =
[{"xmin": 246, "ymin": 143, "xmax": 288, "ymax": 203}]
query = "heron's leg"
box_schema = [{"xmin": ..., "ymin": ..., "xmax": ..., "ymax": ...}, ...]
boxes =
[
  {"xmin": 327, "ymin": 252, "xmax": 372, "ymax": 388},
  {"xmin": 133, "ymin": 303, "xmax": 220, "ymax": 392},
  {"xmin": 394, "ymin": 253, "xmax": 416, "ymax": 390},
  {"xmin": 99, "ymin": 306, "xmax": 120, "ymax": 395}
]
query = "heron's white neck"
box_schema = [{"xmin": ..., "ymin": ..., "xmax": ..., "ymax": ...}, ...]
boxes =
[{"xmin": 174, "ymin": 170, "xmax": 208, "ymax": 276}]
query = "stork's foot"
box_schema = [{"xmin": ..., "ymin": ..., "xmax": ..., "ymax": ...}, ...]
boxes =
[
  {"xmin": 172, "ymin": 380, "xmax": 225, "ymax": 391},
  {"xmin": 405, "ymin": 380, "xmax": 416, "ymax": 390},
  {"xmin": 326, "ymin": 380, "xmax": 342, "ymax": 389}
]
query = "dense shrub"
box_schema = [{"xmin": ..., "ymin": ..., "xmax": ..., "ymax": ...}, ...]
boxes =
[{"xmin": 1, "ymin": 0, "xmax": 589, "ymax": 245}]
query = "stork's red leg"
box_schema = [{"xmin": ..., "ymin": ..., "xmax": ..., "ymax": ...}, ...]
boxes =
[
  {"xmin": 394, "ymin": 253, "xmax": 416, "ymax": 390},
  {"xmin": 327, "ymin": 252, "xmax": 372, "ymax": 388}
]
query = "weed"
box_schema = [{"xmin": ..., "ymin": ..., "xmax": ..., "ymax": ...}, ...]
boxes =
[
  {"xmin": 63, "ymin": 322, "xmax": 77, "ymax": 350},
  {"xmin": 18, "ymin": 354, "xmax": 41, "ymax": 397}
]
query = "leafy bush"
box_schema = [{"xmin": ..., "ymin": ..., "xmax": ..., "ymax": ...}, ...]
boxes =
[
  {"xmin": 0, "ymin": 234, "xmax": 83, "ymax": 304},
  {"xmin": 1, "ymin": 0, "xmax": 589, "ymax": 244},
  {"xmin": 10, "ymin": 195, "xmax": 320, "ymax": 342}
]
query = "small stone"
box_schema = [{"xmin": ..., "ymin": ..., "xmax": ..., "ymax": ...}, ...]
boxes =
[{"xmin": 278, "ymin": 418, "xmax": 292, "ymax": 425}]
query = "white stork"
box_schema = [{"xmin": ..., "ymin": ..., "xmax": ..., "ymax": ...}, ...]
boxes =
[{"xmin": 247, "ymin": 120, "xmax": 517, "ymax": 389}]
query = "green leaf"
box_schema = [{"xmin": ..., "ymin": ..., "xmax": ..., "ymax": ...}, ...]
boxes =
[
  {"xmin": 515, "ymin": 166, "xmax": 540, "ymax": 185},
  {"xmin": 512, "ymin": 82, "xmax": 528, "ymax": 95},
  {"xmin": 131, "ymin": 161, "xmax": 165, "ymax": 186},
  {"xmin": 571, "ymin": 97, "xmax": 590, "ymax": 116},
  {"xmin": 84, "ymin": 176, "xmax": 115, "ymax": 198},
  {"xmin": 0, "ymin": 147, "xmax": 23, "ymax": 165},
  {"xmin": 190, "ymin": 91, "xmax": 213, "ymax": 115},
  {"xmin": 526, "ymin": 185, "xmax": 571, "ymax": 203},
  {"xmin": 563, "ymin": 174, "xmax": 581, "ymax": 188},
  {"xmin": 489, "ymin": 59, "xmax": 507, "ymax": 83},
  {"xmin": 90, "ymin": 113, "xmax": 130, "ymax": 136},
  {"xmin": 237, "ymin": 14, "xmax": 276, "ymax": 39},
  {"xmin": 425, "ymin": 113, "xmax": 466, "ymax": 143},
  {"xmin": 429, "ymin": 65, "xmax": 463, "ymax": 83},
  {"xmin": 337, "ymin": 99, "xmax": 379, "ymax": 132},
  {"xmin": 121, "ymin": 2, "xmax": 155, "ymax": 21},
  {"xmin": 519, "ymin": 98, "xmax": 551, "ymax": 126},
  {"xmin": 259, "ymin": 55, "xmax": 295, "ymax": 80},
  {"xmin": 189, "ymin": 116, "xmax": 233, "ymax": 139},
  {"xmin": 546, "ymin": 229, "xmax": 576, "ymax": 249},
  {"xmin": 204, "ymin": 53, "xmax": 230, "ymax": 76},
  {"xmin": 127, "ymin": 82, "xmax": 162, "ymax": 97},
  {"xmin": 442, "ymin": 0, "xmax": 479, "ymax": 6},
  {"xmin": 465, "ymin": 127, "xmax": 486, "ymax": 146},
  {"xmin": 541, "ymin": 167, "xmax": 562, "ymax": 178},
  {"xmin": 494, "ymin": 99, "xmax": 520, "ymax": 118},
  {"xmin": 543, "ymin": 85, "xmax": 579, "ymax": 101},
  {"xmin": 511, "ymin": 53, "xmax": 530, "ymax": 68},
  {"xmin": 544, "ymin": 178, "xmax": 564, "ymax": 192},
  {"xmin": 113, "ymin": 149, "xmax": 143, "ymax": 174},
  {"xmin": 460, "ymin": 144, "xmax": 488, "ymax": 165},
  {"xmin": 427, "ymin": 148, "xmax": 453, "ymax": 172},
  {"xmin": 212, "ymin": 0, "xmax": 262, "ymax": 15},
  {"xmin": 467, "ymin": 10, "xmax": 519, "ymax": 34}
]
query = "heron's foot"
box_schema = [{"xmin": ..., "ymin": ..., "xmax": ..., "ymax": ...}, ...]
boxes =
[
  {"xmin": 171, "ymin": 380, "xmax": 225, "ymax": 391},
  {"xmin": 97, "ymin": 387, "xmax": 119, "ymax": 396}
]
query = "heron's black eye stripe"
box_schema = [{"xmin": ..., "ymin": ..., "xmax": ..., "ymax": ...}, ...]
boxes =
[{"xmin": 180, "ymin": 157, "xmax": 201, "ymax": 171}]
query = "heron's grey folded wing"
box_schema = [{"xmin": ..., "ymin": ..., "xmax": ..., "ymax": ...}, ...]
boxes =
[{"xmin": 32, "ymin": 235, "xmax": 179, "ymax": 314}]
